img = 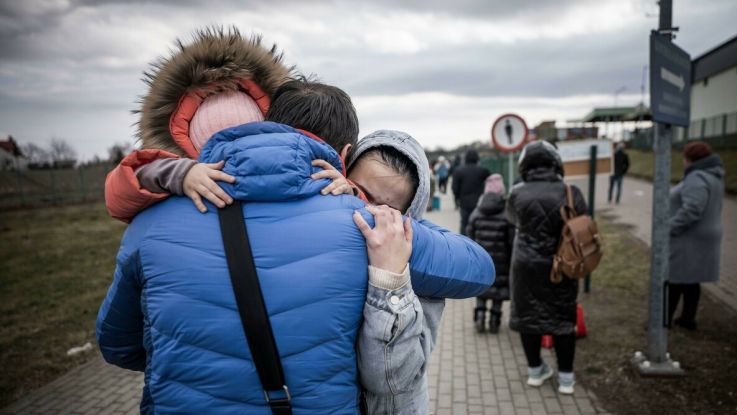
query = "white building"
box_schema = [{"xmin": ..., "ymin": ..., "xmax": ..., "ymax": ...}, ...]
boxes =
[
  {"xmin": 0, "ymin": 136, "xmax": 29, "ymax": 171},
  {"xmin": 688, "ymin": 35, "xmax": 737, "ymax": 143}
]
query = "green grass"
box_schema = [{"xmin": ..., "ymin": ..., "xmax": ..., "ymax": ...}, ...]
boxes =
[
  {"xmin": 0, "ymin": 203, "xmax": 126, "ymax": 407},
  {"xmin": 578, "ymin": 217, "xmax": 737, "ymax": 414},
  {"xmin": 627, "ymin": 148, "xmax": 736, "ymax": 194}
]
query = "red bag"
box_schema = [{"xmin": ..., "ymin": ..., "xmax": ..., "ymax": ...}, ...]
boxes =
[
  {"xmin": 541, "ymin": 335, "xmax": 554, "ymax": 349},
  {"xmin": 575, "ymin": 304, "xmax": 587, "ymax": 338}
]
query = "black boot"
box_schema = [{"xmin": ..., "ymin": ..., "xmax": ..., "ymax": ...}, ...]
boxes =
[
  {"xmin": 674, "ymin": 317, "xmax": 697, "ymax": 331},
  {"xmin": 488, "ymin": 311, "xmax": 502, "ymax": 334},
  {"xmin": 474, "ymin": 307, "xmax": 486, "ymax": 333}
]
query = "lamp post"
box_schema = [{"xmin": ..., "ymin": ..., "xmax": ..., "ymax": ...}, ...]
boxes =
[{"xmin": 614, "ymin": 86, "xmax": 627, "ymax": 141}]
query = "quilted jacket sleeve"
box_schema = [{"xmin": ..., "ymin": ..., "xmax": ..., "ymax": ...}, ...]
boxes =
[
  {"xmin": 105, "ymin": 149, "xmax": 182, "ymax": 223},
  {"xmin": 95, "ymin": 221, "xmax": 148, "ymax": 371},
  {"xmin": 409, "ymin": 219, "xmax": 495, "ymax": 299}
]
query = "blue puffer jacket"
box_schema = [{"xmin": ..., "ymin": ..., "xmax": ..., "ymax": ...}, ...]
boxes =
[{"xmin": 96, "ymin": 122, "xmax": 493, "ymax": 414}]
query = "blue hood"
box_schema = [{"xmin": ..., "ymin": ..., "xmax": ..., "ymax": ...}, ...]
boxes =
[{"xmin": 198, "ymin": 121, "xmax": 344, "ymax": 202}]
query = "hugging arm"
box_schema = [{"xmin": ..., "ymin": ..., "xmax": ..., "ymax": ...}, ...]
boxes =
[
  {"xmin": 136, "ymin": 158, "xmax": 235, "ymax": 213},
  {"xmin": 409, "ymin": 219, "xmax": 495, "ymax": 299},
  {"xmin": 105, "ymin": 149, "xmax": 181, "ymax": 223}
]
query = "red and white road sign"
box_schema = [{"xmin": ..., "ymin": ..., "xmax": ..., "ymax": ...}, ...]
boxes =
[{"xmin": 491, "ymin": 114, "xmax": 528, "ymax": 153}]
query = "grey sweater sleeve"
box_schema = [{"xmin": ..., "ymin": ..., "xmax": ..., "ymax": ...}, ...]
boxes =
[{"xmin": 135, "ymin": 158, "xmax": 197, "ymax": 195}]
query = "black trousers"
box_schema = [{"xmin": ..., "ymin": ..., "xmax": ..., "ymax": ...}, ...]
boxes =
[
  {"xmin": 519, "ymin": 333, "xmax": 576, "ymax": 373},
  {"xmin": 460, "ymin": 207, "xmax": 472, "ymax": 236},
  {"xmin": 438, "ymin": 176, "xmax": 449, "ymax": 193},
  {"xmin": 608, "ymin": 174, "xmax": 624, "ymax": 203},
  {"xmin": 668, "ymin": 283, "xmax": 701, "ymax": 324}
]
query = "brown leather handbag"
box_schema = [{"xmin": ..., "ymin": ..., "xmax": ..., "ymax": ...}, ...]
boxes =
[{"xmin": 550, "ymin": 184, "xmax": 604, "ymax": 283}]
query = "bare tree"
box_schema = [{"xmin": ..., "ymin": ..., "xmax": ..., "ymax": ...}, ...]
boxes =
[
  {"xmin": 21, "ymin": 142, "xmax": 50, "ymax": 166},
  {"xmin": 107, "ymin": 142, "xmax": 133, "ymax": 165},
  {"xmin": 49, "ymin": 138, "xmax": 77, "ymax": 167}
]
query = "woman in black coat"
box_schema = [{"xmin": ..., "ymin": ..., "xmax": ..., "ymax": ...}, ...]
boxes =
[
  {"xmin": 506, "ymin": 141, "xmax": 587, "ymax": 395},
  {"xmin": 467, "ymin": 174, "xmax": 514, "ymax": 334}
]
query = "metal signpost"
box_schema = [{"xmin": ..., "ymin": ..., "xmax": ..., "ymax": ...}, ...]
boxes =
[
  {"xmin": 632, "ymin": 0, "xmax": 689, "ymax": 377},
  {"xmin": 491, "ymin": 114, "xmax": 528, "ymax": 190}
]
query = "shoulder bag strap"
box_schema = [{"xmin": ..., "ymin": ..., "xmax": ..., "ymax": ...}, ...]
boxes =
[
  {"xmin": 559, "ymin": 183, "xmax": 577, "ymax": 220},
  {"xmin": 218, "ymin": 201, "xmax": 292, "ymax": 415}
]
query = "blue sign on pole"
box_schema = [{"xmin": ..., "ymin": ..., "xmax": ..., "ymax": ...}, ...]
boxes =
[{"xmin": 649, "ymin": 32, "xmax": 691, "ymax": 127}]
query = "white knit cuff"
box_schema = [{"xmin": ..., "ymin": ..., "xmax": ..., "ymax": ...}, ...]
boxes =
[{"xmin": 368, "ymin": 264, "xmax": 410, "ymax": 291}]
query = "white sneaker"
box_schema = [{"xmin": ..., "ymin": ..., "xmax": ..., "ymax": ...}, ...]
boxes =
[
  {"xmin": 557, "ymin": 373, "xmax": 575, "ymax": 395},
  {"xmin": 526, "ymin": 363, "xmax": 553, "ymax": 387}
]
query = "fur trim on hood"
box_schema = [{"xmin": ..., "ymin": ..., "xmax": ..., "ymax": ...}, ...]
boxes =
[{"xmin": 136, "ymin": 26, "xmax": 293, "ymax": 157}]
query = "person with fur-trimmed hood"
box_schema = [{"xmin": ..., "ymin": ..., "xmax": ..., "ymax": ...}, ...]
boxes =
[
  {"xmin": 97, "ymin": 27, "xmax": 494, "ymax": 414},
  {"xmin": 105, "ymin": 27, "xmax": 292, "ymax": 222}
]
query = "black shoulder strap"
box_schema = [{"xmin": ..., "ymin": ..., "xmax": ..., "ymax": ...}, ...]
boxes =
[{"xmin": 218, "ymin": 201, "xmax": 292, "ymax": 415}]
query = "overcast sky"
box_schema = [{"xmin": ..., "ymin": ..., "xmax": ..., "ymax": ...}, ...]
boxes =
[{"xmin": 1, "ymin": 0, "xmax": 735, "ymax": 160}]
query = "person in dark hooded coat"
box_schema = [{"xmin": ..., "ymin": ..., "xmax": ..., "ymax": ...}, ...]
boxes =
[
  {"xmin": 452, "ymin": 149, "xmax": 491, "ymax": 235},
  {"xmin": 467, "ymin": 174, "xmax": 514, "ymax": 334},
  {"xmin": 505, "ymin": 141, "xmax": 587, "ymax": 395}
]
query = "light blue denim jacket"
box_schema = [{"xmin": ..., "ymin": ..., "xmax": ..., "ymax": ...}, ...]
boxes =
[
  {"xmin": 352, "ymin": 130, "xmax": 491, "ymax": 414},
  {"xmin": 357, "ymin": 278, "xmax": 445, "ymax": 414}
]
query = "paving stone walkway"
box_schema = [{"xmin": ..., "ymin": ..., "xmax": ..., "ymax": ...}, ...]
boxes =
[{"xmin": 2, "ymin": 190, "xmax": 611, "ymax": 415}]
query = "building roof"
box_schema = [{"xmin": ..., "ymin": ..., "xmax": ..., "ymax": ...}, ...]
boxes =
[
  {"xmin": 622, "ymin": 103, "xmax": 652, "ymax": 122},
  {"xmin": 0, "ymin": 136, "xmax": 23, "ymax": 157},
  {"xmin": 582, "ymin": 107, "xmax": 638, "ymax": 123},
  {"xmin": 692, "ymin": 34, "xmax": 737, "ymax": 83}
]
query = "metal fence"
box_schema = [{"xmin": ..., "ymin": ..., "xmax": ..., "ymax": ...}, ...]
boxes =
[
  {"xmin": 0, "ymin": 163, "xmax": 113, "ymax": 209},
  {"xmin": 479, "ymin": 154, "xmax": 520, "ymax": 179},
  {"xmin": 630, "ymin": 110, "xmax": 737, "ymax": 150}
]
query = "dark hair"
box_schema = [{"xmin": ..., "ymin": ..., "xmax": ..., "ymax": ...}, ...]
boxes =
[
  {"xmin": 266, "ymin": 77, "xmax": 359, "ymax": 152},
  {"xmin": 353, "ymin": 146, "xmax": 420, "ymax": 210},
  {"xmin": 465, "ymin": 149, "xmax": 479, "ymax": 164}
]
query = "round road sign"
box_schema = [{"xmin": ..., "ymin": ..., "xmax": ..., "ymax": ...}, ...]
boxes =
[{"xmin": 491, "ymin": 114, "xmax": 528, "ymax": 152}]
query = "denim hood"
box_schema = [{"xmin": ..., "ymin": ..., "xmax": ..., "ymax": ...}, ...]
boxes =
[{"xmin": 347, "ymin": 130, "xmax": 430, "ymax": 219}]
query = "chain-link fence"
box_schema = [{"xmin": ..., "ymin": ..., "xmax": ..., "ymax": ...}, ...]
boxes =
[{"xmin": 0, "ymin": 163, "xmax": 113, "ymax": 209}]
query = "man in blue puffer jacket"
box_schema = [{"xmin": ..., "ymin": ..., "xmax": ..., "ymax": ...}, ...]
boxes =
[{"xmin": 97, "ymin": 80, "xmax": 493, "ymax": 414}]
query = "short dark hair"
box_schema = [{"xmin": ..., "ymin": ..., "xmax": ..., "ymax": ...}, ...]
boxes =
[
  {"xmin": 352, "ymin": 145, "xmax": 419, "ymax": 210},
  {"xmin": 465, "ymin": 149, "xmax": 479, "ymax": 164},
  {"xmin": 266, "ymin": 77, "xmax": 359, "ymax": 152}
]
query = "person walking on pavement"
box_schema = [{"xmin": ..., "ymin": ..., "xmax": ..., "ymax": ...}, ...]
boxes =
[
  {"xmin": 450, "ymin": 154, "xmax": 462, "ymax": 177},
  {"xmin": 467, "ymin": 174, "xmax": 514, "ymax": 334},
  {"xmin": 452, "ymin": 149, "xmax": 490, "ymax": 235},
  {"xmin": 668, "ymin": 141, "xmax": 724, "ymax": 331},
  {"xmin": 608, "ymin": 143, "xmax": 630, "ymax": 204},
  {"xmin": 506, "ymin": 141, "xmax": 587, "ymax": 395},
  {"xmin": 434, "ymin": 156, "xmax": 450, "ymax": 194}
]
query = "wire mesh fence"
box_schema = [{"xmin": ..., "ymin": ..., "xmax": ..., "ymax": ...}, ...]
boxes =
[{"xmin": 0, "ymin": 163, "xmax": 113, "ymax": 209}]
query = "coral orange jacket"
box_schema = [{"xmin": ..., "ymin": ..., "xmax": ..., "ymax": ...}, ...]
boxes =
[{"xmin": 104, "ymin": 149, "xmax": 181, "ymax": 223}]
